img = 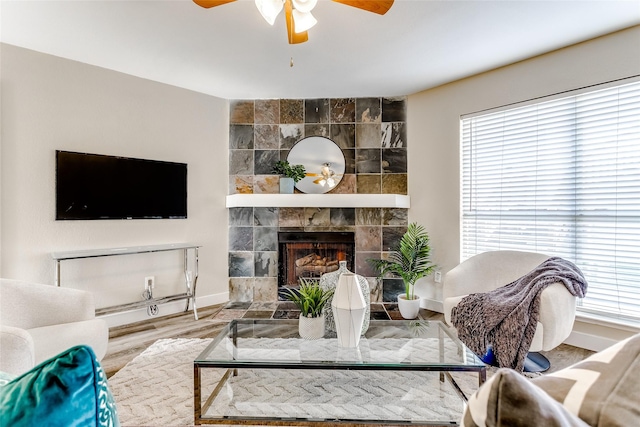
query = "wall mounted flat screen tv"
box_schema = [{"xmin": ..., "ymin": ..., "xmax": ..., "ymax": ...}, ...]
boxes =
[{"xmin": 56, "ymin": 150, "xmax": 187, "ymax": 220}]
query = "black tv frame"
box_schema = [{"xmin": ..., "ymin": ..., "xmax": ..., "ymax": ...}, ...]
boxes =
[{"xmin": 55, "ymin": 150, "xmax": 187, "ymax": 220}]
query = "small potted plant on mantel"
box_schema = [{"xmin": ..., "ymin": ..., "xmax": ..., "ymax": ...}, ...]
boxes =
[
  {"xmin": 281, "ymin": 278, "xmax": 334, "ymax": 339},
  {"xmin": 272, "ymin": 160, "xmax": 306, "ymax": 194},
  {"xmin": 368, "ymin": 223, "xmax": 436, "ymax": 319}
]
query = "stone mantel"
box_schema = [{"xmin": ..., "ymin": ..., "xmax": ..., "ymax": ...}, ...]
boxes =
[{"xmin": 225, "ymin": 194, "xmax": 410, "ymax": 209}]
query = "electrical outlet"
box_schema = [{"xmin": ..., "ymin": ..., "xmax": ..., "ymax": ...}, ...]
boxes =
[
  {"xmin": 434, "ymin": 271, "xmax": 442, "ymax": 283},
  {"xmin": 145, "ymin": 276, "xmax": 155, "ymax": 290}
]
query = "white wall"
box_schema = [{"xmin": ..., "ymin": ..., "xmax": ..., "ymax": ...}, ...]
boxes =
[
  {"xmin": 1, "ymin": 44, "xmax": 230, "ymax": 326},
  {"xmin": 407, "ymin": 26, "xmax": 640, "ymax": 350}
]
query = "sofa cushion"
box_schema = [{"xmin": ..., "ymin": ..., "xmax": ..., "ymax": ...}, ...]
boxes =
[
  {"xmin": 28, "ymin": 318, "xmax": 110, "ymax": 365},
  {"xmin": 0, "ymin": 371, "xmax": 15, "ymax": 388},
  {"xmin": 0, "ymin": 345, "xmax": 119, "ymax": 427},
  {"xmin": 461, "ymin": 368, "xmax": 588, "ymax": 427},
  {"xmin": 531, "ymin": 333, "xmax": 640, "ymax": 427}
]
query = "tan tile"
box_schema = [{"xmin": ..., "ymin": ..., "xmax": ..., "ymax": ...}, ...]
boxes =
[
  {"xmin": 230, "ymin": 100, "xmax": 254, "ymax": 124},
  {"xmin": 356, "ymin": 226, "xmax": 382, "ymax": 252},
  {"xmin": 231, "ymin": 175, "xmax": 253, "ymax": 194},
  {"xmin": 280, "ymin": 99, "xmax": 304, "ymax": 124},
  {"xmin": 357, "ymin": 174, "xmax": 381, "ymax": 194},
  {"xmin": 279, "ymin": 207, "xmax": 305, "ymax": 227},
  {"xmin": 253, "ymin": 175, "xmax": 279, "ymax": 194},
  {"xmin": 253, "ymin": 278, "xmax": 278, "ymax": 302},
  {"xmin": 382, "ymin": 174, "xmax": 407, "ymax": 194}
]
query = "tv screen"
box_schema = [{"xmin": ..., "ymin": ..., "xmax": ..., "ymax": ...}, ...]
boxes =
[{"xmin": 56, "ymin": 150, "xmax": 187, "ymax": 220}]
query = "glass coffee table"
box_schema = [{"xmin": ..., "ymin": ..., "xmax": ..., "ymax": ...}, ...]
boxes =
[{"xmin": 194, "ymin": 319, "xmax": 485, "ymax": 426}]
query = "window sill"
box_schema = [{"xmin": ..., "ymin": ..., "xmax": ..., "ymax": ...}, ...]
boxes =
[{"xmin": 575, "ymin": 310, "xmax": 640, "ymax": 333}]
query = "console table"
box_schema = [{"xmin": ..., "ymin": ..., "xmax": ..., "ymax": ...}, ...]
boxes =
[{"xmin": 51, "ymin": 243, "xmax": 200, "ymax": 319}]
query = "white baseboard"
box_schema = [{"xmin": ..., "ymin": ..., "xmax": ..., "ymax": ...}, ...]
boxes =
[
  {"xmin": 564, "ymin": 330, "xmax": 620, "ymax": 352},
  {"xmin": 420, "ymin": 298, "xmax": 443, "ymax": 313},
  {"xmin": 564, "ymin": 316, "xmax": 639, "ymax": 352},
  {"xmin": 100, "ymin": 291, "xmax": 229, "ymax": 328}
]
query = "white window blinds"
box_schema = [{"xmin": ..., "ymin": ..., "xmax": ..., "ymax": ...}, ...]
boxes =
[{"xmin": 461, "ymin": 80, "xmax": 640, "ymax": 322}]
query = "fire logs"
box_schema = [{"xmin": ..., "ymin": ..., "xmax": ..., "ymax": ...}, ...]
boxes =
[{"xmin": 295, "ymin": 253, "xmax": 339, "ymax": 275}]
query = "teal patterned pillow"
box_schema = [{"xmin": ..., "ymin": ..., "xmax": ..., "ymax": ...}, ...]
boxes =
[{"xmin": 0, "ymin": 345, "xmax": 119, "ymax": 427}]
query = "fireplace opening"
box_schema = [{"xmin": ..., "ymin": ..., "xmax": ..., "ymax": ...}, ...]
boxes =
[{"xmin": 278, "ymin": 232, "xmax": 355, "ymax": 296}]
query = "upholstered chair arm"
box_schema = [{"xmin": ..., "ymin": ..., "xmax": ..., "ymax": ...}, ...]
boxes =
[
  {"xmin": 536, "ymin": 282, "xmax": 577, "ymax": 351},
  {"xmin": 0, "ymin": 325, "xmax": 35, "ymax": 376},
  {"xmin": 0, "ymin": 279, "xmax": 96, "ymax": 330}
]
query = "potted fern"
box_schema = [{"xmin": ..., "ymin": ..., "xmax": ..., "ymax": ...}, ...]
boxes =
[
  {"xmin": 281, "ymin": 278, "xmax": 333, "ymax": 339},
  {"xmin": 368, "ymin": 223, "xmax": 436, "ymax": 319},
  {"xmin": 273, "ymin": 160, "xmax": 306, "ymax": 194}
]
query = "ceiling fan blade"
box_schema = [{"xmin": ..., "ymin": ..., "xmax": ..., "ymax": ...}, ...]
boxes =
[
  {"xmin": 285, "ymin": 0, "xmax": 309, "ymax": 44},
  {"xmin": 192, "ymin": 0, "xmax": 237, "ymax": 9},
  {"xmin": 331, "ymin": 0, "xmax": 394, "ymax": 15}
]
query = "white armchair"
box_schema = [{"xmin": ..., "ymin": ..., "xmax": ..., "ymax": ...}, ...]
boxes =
[
  {"xmin": 443, "ymin": 251, "xmax": 578, "ymax": 371},
  {"xmin": 0, "ymin": 278, "xmax": 109, "ymax": 376}
]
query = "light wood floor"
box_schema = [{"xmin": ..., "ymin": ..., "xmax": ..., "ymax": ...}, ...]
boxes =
[{"xmin": 102, "ymin": 303, "xmax": 228, "ymax": 378}]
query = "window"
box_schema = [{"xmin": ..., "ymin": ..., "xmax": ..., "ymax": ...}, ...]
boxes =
[{"xmin": 461, "ymin": 79, "xmax": 640, "ymax": 323}]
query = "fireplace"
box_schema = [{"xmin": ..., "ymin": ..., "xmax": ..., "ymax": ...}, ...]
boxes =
[{"xmin": 278, "ymin": 232, "xmax": 355, "ymax": 294}]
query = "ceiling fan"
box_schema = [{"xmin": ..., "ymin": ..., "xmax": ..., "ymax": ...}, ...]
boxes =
[{"xmin": 193, "ymin": 0, "xmax": 394, "ymax": 44}]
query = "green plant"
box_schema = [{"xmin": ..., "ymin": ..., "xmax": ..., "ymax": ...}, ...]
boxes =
[
  {"xmin": 281, "ymin": 278, "xmax": 334, "ymax": 318},
  {"xmin": 272, "ymin": 160, "xmax": 306, "ymax": 183},
  {"xmin": 367, "ymin": 222, "xmax": 436, "ymax": 300}
]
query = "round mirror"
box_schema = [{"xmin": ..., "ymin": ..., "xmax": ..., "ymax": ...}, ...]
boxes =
[{"xmin": 287, "ymin": 136, "xmax": 345, "ymax": 194}]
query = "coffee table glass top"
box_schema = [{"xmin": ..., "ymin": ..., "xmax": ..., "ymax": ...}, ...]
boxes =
[
  {"xmin": 195, "ymin": 319, "xmax": 484, "ymax": 370},
  {"xmin": 194, "ymin": 319, "xmax": 486, "ymax": 425}
]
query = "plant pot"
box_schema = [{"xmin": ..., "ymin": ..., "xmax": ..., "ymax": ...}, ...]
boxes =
[
  {"xmin": 397, "ymin": 294, "xmax": 421, "ymax": 319},
  {"xmin": 279, "ymin": 177, "xmax": 295, "ymax": 194},
  {"xmin": 298, "ymin": 313, "xmax": 325, "ymax": 340}
]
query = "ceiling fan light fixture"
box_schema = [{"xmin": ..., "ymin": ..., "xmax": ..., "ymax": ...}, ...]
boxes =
[
  {"xmin": 255, "ymin": 0, "xmax": 284, "ymax": 25},
  {"xmin": 292, "ymin": 9, "xmax": 317, "ymax": 33},
  {"xmin": 291, "ymin": 0, "xmax": 317, "ymax": 13},
  {"xmin": 194, "ymin": 0, "xmax": 394, "ymax": 45}
]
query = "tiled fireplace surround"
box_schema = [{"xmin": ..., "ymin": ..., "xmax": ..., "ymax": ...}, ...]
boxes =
[{"xmin": 228, "ymin": 97, "xmax": 409, "ymax": 305}]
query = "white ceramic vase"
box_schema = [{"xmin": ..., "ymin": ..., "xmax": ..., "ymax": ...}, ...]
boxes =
[
  {"xmin": 320, "ymin": 261, "xmax": 370, "ymax": 334},
  {"xmin": 332, "ymin": 273, "xmax": 367, "ymax": 347},
  {"xmin": 397, "ymin": 293, "xmax": 421, "ymax": 319},
  {"xmin": 298, "ymin": 313, "xmax": 325, "ymax": 340},
  {"xmin": 279, "ymin": 177, "xmax": 295, "ymax": 194}
]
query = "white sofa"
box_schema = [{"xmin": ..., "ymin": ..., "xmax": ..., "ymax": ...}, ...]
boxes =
[
  {"xmin": 0, "ymin": 278, "xmax": 109, "ymax": 376},
  {"xmin": 443, "ymin": 250, "xmax": 577, "ymax": 356}
]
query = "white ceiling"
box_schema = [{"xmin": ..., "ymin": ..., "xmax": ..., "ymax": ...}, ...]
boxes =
[{"xmin": 2, "ymin": 0, "xmax": 639, "ymax": 100}]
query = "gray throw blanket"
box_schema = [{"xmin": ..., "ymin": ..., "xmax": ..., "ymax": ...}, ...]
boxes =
[{"xmin": 451, "ymin": 257, "xmax": 588, "ymax": 372}]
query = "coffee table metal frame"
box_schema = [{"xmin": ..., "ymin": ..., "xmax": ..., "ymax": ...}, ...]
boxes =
[{"xmin": 194, "ymin": 319, "xmax": 486, "ymax": 426}]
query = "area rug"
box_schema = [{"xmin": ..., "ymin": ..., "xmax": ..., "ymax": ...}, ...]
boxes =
[
  {"xmin": 108, "ymin": 337, "xmax": 592, "ymax": 426},
  {"xmin": 108, "ymin": 338, "xmax": 480, "ymax": 426}
]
